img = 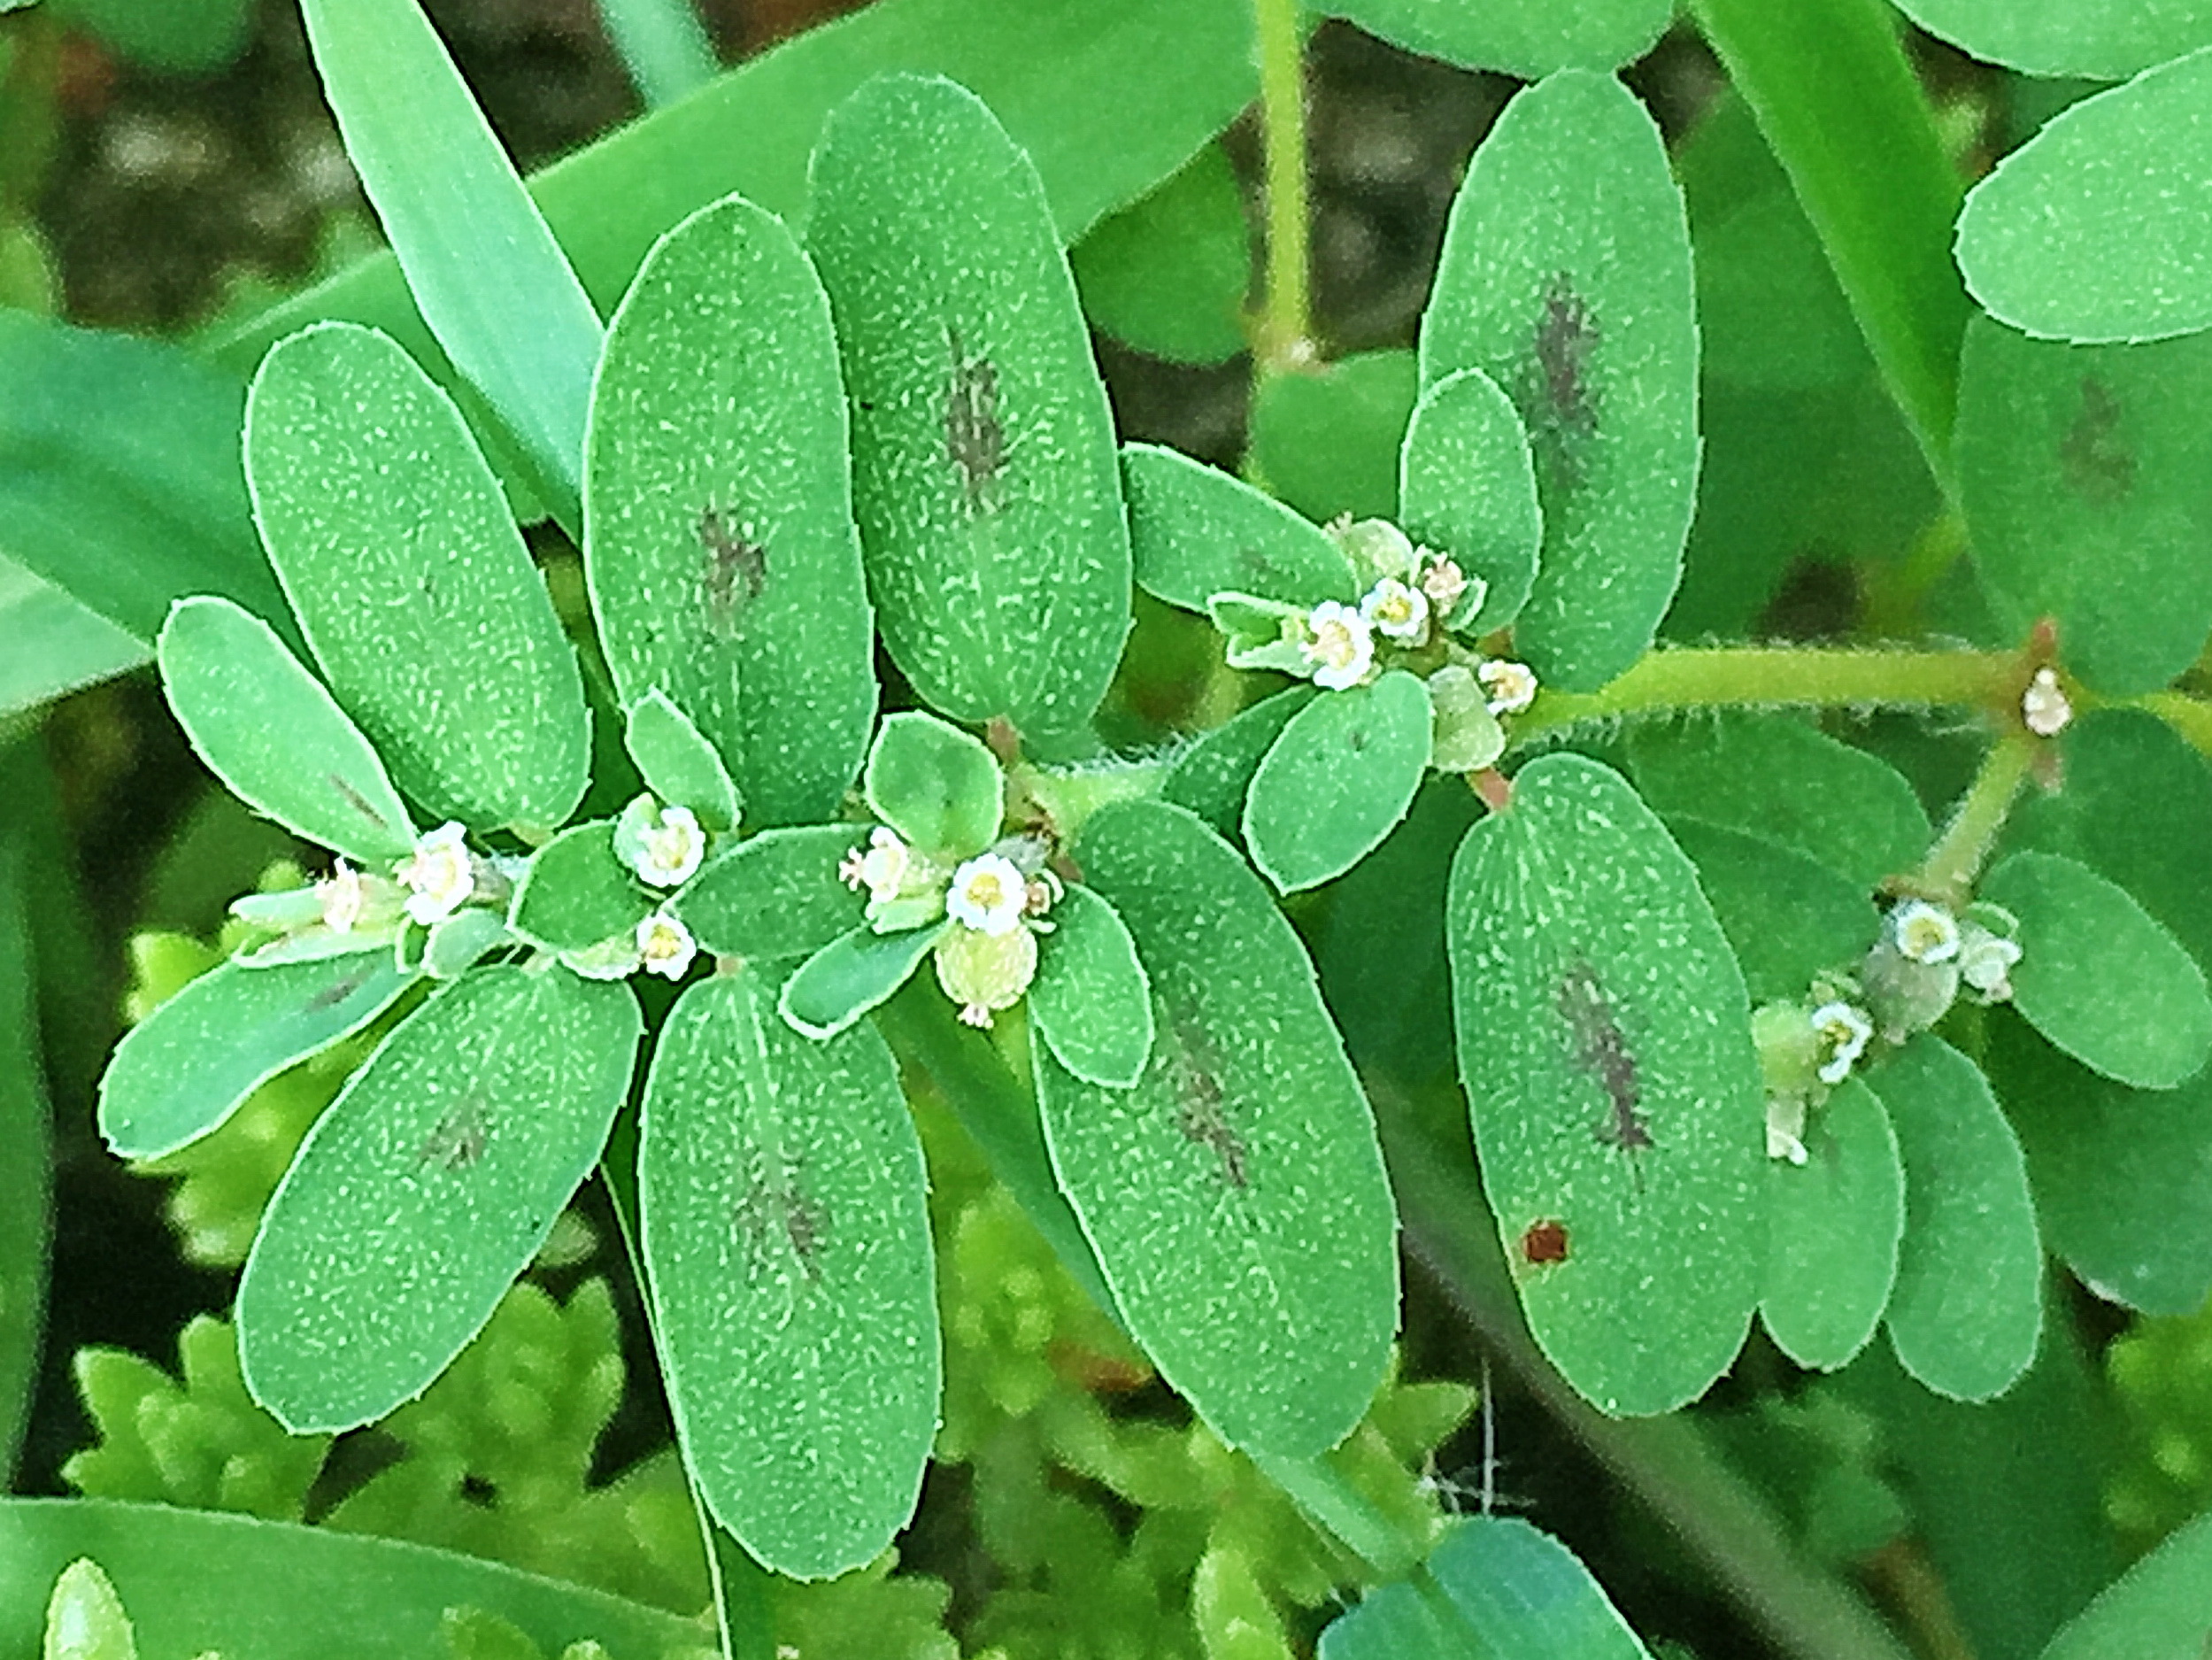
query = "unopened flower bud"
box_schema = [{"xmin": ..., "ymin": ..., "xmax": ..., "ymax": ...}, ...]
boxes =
[
  {"xmin": 934, "ymin": 922, "xmax": 1038, "ymax": 1029},
  {"xmin": 2022, "ymin": 668, "xmax": 2072, "ymax": 738}
]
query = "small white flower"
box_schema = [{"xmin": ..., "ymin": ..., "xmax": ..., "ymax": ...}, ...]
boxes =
[
  {"xmin": 316, "ymin": 861, "xmax": 365, "ymax": 933},
  {"xmin": 1301, "ymin": 600, "xmax": 1375, "ymax": 691},
  {"xmin": 1360, "ymin": 576, "xmax": 1430, "ymax": 644},
  {"xmin": 624, "ymin": 801, "xmax": 707, "ymax": 889},
  {"xmin": 1891, "ymin": 899, "xmax": 1961, "ymax": 965},
  {"xmin": 838, "ymin": 826, "xmax": 912, "ymax": 904},
  {"xmin": 2022, "ymin": 667, "xmax": 2072, "ymax": 738},
  {"xmin": 1766, "ymin": 1094, "xmax": 1809, "ymax": 1166},
  {"xmin": 947, "ymin": 853, "xmax": 1029, "ymax": 937},
  {"xmin": 1809, "ymin": 1000, "xmax": 1874, "ymax": 1085},
  {"xmin": 636, "ymin": 910, "xmax": 698, "ymax": 981},
  {"xmin": 397, "ymin": 822, "xmax": 476, "ymax": 927},
  {"xmin": 1959, "ymin": 923, "xmax": 2023, "ymax": 1001},
  {"xmin": 1420, "ymin": 555, "xmax": 1468, "ymax": 621},
  {"xmin": 1477, "ymin": 659, "xmax": 1539, "ymax": 716}
]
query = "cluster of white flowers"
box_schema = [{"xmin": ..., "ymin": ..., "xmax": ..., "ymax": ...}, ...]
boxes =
[{"xmin": 838, "ymin": 829, "xmax": 1059, "ymax": 1027}]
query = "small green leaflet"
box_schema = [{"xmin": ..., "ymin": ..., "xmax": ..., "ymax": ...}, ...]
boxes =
[
  {"xmin": 1666, "ymin": 820, "xmax": 1879, "ymax": 1003},
  {"xmin": 640, "ymin": 969, "xmax": 937, "ymax": 1579},
  {"xmin": 1122, "ymin": 444, "xmax": 1355, "ymax": 614},
  {"xmin": 158, "ymin": 598, "xmax": 417, "ymax": 867},
  {"xmin": 675, "ymin": 826, "xmax": 867, "ymax": 962},
  {"xmin": 779, "ymin": 924, "xmax": 947, "ymax": 1040},
  {"xmin": 1027, "ymin": 884, "xmax": 1153, "ymax": 1089},
  {"xmin": 244, "ymin": 323, "xmax": 590, "ymax": 837},
  {"xmin": 1446, "ymin": 753, "xmax": 1764, "ymax": 1417},
  {"xmin": 1958, "ymin": 48, "xmax": 2212, "ymax": 345},
  {"xmin": 1161, "ymin": 684, "xmax": 1316, "ymax": 840},
  {"xmin": 1070, "ymin": 143, "xmax": 1250, "ymax": 367},
  {"xmin": 1893, "ymin": 0, "xmax": 2212, "ymax": 77},
  {"xmin": 1420, "ymin": 70, "xmax": 1698, "ymax": 691},
  {"xmin": 1956, "ymin": 317, "xmax": 2212, "ymax": 694},
  {"xmin": 1878, "ymin": 1035, "xmax": 2042, "ymax": 1403},
  {"xmin": 98, "ymin": 955, "xmax": 417, "ymax": 1162},
  {"xmin": 1324, "ymin": 0, "xmax": 1668, "ymax": 78},
  {"xmin": 587, "ymin": 195, "xmax": 876, "ymax": 826},
  {"xmin": 1248, "ymin": 349, "xmax": 1418, "ymax": 525},
  {"xmin": 1761, "ymin": 1077, "xmax": 1904, "ymax": 1372},
  {"xmin": 1244, "ymin": 670, "xmax": 1432, "ymax": 894},
  {"xmin": 863, "ymin": 711, "xmax": 1003, "ymax": 863},
  {"xmin": 806, "ymin": 74, "xmax": 1131, "ymax": 738},
  {"xmin": 622, "ymin": 691, "xmax": 741, "ymax": 832},
  {"xmin": 505, "ymin": 822, "xmax": 652, "ymax": 957},
  {"xmin": 1398, "ymin": 366, "xmax": 1543, "ymax": 636},
  {"xmin": 1036, "ymin": 799, "xmax": 1399, "ymax": 1456},
  {"xmin": 236, "ymin": 967, "xmax": 640, "ymax": 1432},
  {"xmin": 1982, "ymin": 851, "xmax": 2212, "ymax": 1090}
]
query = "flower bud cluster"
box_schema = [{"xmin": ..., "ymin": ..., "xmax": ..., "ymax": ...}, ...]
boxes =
[{"xmin": 840, "ymin": 828, "xmax": 1061, "ymax": 1029}]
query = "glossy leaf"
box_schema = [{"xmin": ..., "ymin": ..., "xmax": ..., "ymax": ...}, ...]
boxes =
[
  {"xmin": 1446, "ymin": 753, "xmax": 1764, "ymax": 1417},
  {"xmin": 0, "ymin": 845, "xmax": 48, "ymax": 1477},
  {"xmin": 1879, "ymin": 1034, "xmax": 2043, "ymax": 1402},
  {"xmin": 236, "ymin": 967, "xmax": 640, "ymax": 1432},
  {"xmin": 2038, "ymin": 1508, "xmax": 2212, "ymax": 1660},
  {"xmin": 1070, "ymin": 142, "xmax": 1249, "ymax": 366},
  {"xmin": 0, "ymin": 560, "xmax": 149, "ymax": 721},
  {"xmin": 1956, "ymin": 316, "xmax": 2212, "ymax": 693},
  {"xmin": 1958, "ymin": 49, "xmax": 2212, "ymax": 345},
  {"xmin": 640, "ymin": 969, "xmax": 937, "ymax": 1579},
  {"xmin": 1248, "ymin": 350, "xmax": 1418, "ymax": 525},
  {"xmin": 1161, "ymin": 684, "xmax": 1316, "ymax": 839},
  {"xmin": 674, "ymin": 826, "xmax": 867, "ymax": 962},
  {"xmin": 97, "ymin": 955, "xmax": 417, "ymax": 1163},
  {"xmin": 245, "ymin": 324, "xmax": 590, "ymax": 837},
  {"xmin": 621, "ymin": 690, "xmax": 741, "ymax": 831},
  {"xmin": 587, "ymin": 195, "xmax": 875, "ymax": 825},
  {"xmin": 1894, "ymin": 0, "xmax": 2212, "ymax": 77},
  {"xmin": 808, "ymin": 73, "xmax": 1130, "ymax": 737},
  {"xmin": 157, "ymin": 598, "xmax": 418, "ymax": 867},
  {"xmin": 1397, "ymin": 366, "xmax": 1543, "ymax": 635},
  {"xmin": 0, "ymin": 1499, "xmax": 698, "ymax": 1660},
  {"xmin": 1244, "ymin": 670, "xmax": 1432, "ymax": 894},
  {"xmin": 1420, "ymin": 71, "xmax": 1698, "ymax": 690},
  {"xmin": 1761, "ymin": 1077, "xmax": 1904, "ymax": 1371},
  {"xmin": 1982, "ymin": 851, "xmax": 2212, "ymax": 1090},
  {"xmin": 1668, "ymin": 819, "xmax": 1880, "ymax": 1003},
  {"xmin": 1323, "ymin": 0, "xmax": 1668, "ymax": 77},
  {"xmin": 1123, "ymin": 444, "xmax": 1355, "ymax": 614},
  {"xmin": 1028, "ymin": 884, "xmax": 1153, "ymax": 1088},
  {"xmin": 1626, "ymin": 714, "xmax": 1931, "ymax": 890},
  {"xmin": 779, "ymin": 924, "xmax": 946, "ymax": 1040},
  {"xmin": 863, "ymin": 711, "xmax": 1004, "ymax": 862},
  {"xmin": 1036, "ymin": 799, "xmax": 1399, "ymax": 1455},
  {"xmin": 505, "ymin": 822, "xmax": 651, "ymax": 956},
  {"xmin": 297, "ymin": 0, "xmax": 605, "ymax": 520}
]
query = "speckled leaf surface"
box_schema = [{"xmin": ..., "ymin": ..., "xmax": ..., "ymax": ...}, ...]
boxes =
[
  {"xmin": 674, "ymin": 826, "xmax": 867, "ymax": 962},
  {"xmin": 1161, "ymin": 684, "xmax": 1316, "ymax": 840},
  {"xmin": 505, "ymin": 821, "xmax": 651, "ymax": 956},
  {"xmin": 1398, "ymin": 366, "xmax": 1543, "ymax": 635},
  {"xmin": 1244, "ymin": 671, "xmax": 1432, "ymax": 893},
  {"xmin": 863, "ymin": 711, "xmax": 1003, "ymax": 863},
  {"xmin": 779, "ymin": 924, "xmax": 945, "ymax": 1040},
  {"xmin": 640, "ymin": 969, "xmax": 936, "ymax": 1579},
  {"xmin": 1878, "ymin": 1034, "xmax": 2042, "ymax": 1402},
  {"xmin": 1893, "ymin": 0, "xmax": 2212, "ymax": 77},
  {"xmin": 236, "ymin": 967, "xmax": 639, "ymax": 1432},
  {"xmin": 244, "ymin": 323, "xmax": 589, "ymax": 837},
  {"xmin": 621, "ymin": 691, "xmax": 740, "ymax": 831},
  {"xmin": 1667, "ymin": 819, "xmax": 1880, "ymax": 1003},
  {"xmin": 157, "ymin": 597, "xmax": 417, "ymax": 866},
  {"xmin": 1446, "ymin": 753, "xmax": 1764, "ymax": 1417},
  {"xmin": 1326, "ymin": 0, "xmax": 1669, "ymax": 77},
  {"xmin": 1419, "ymin": 70, "xmax": 1698, "ymax": 691},
  {"xmin": 587, "ymin": 195, "xmax": 875, "ymax": 826},
  {"xmin": 1983, "ymin": 851, "xmax": 2212, "ymax": 1090},
  {"xmin": 807, "ymin": 74, "xmax": 1130, "ymax": 737},
  {"xmin": 1956, "ymin": 317, "xmax": 2212, "ymax": 693},
  {"xmin": 1028, "ymin": 884, "xmax": 1152, "ymax": 1089},
  {"xmin": 98, "ymin": 955, "xmax": 417, "ymax": 1162},
  {"xmin": 1761, "ymin": 1077, "xmax": 1904, "ymax": 1371},
  {"xmin": 1035, "ymin": 799, "xmax": 1398, "ymax": 1456},
  {"xmin": 1958, "ymin": 49, "xmax": 2212, "ymax": 345},
  {"xmin": 1122, "ymin": 444, "xmax": 1355, "ymax": 614}
]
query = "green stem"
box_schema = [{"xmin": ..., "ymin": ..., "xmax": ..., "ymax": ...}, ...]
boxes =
[
  {"xmin": 1915, "ymin": 732, "xmax": 2032, "ymax": 900},
  {"xmin": 2131, "ymin": 691, "xmax": 2212, "ymax": 759},
  {"xmin": 1251, "ymin": 0, "xmax": 1314, "ymax": 375},
  {"xmin": 1510, "ymin": 646, "xmax": 2019, "ymax": 746}
]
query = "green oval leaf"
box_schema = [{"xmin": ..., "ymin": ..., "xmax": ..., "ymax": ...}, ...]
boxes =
[
  {"xmin": 1070, "ymin": 143, "xmax": 1250, "ymax": 367},
  {"xmin": 1037, "ymin": 799, "xmax": 1399, "ymax": 1455},
  {"xmin": 1123, "ymin": 444, "xmax": 1356, "ymax": 614},
  {"xmin": 1877, "ymin": 1034, "xmax": 2042, "ymax": 1402},
  {"xmin": 807, "ymin": 73, "xmax": 1131, "ymax": 737},
  {"xmin": 1446, "ymin": 753, "xmax": 1763, "ymax": 1417},
  {"xmin": 621, "ymin": 690, "xmax": 741, "ymax": 832},
  {"xmin": 1893, "ymin": 0, "xmax": 2212, "ymax": 77},
  {"xmin": 674, "ymin": 826, "xmax": 867, "ymax": 962},
  {"xmin": 157, "ymin": 598, "xmax": 417, "ymax": 866},
  {"xmin": 1761, "ymin": 1077, "xmax": 1904, "ymax": 1371},
  {"xmin": 1398, "ymin": 366, "xmax": 1543, "ymax": 635},
  {"xmin": 1668, "ymin": 818, "xmax": 1880, "ymax": 1003},
  {"xmin": 1029, "ymin": 884, "xmax": 1153, "ymax": 1089},
  {"xmin": 864, "ymin": 710, "xmax": 1004, "ymax": 863},
  {"xmin": 505, "ymin": 822, "xmax": 651, "ymax": 956},
  {"xmin": 640, "ymin": 969, "xmax": 937, "ymax": 1579},
  {"xmin": 1244, "ymin": 670, "xmax": 1432, "ymax": 894},
  {"xmin": 236, "ymin": 967, "xmax": 640, "ymax": 1432},
  {"xmin": 98, "ymin": 955, "xmax": 418, "ymax": 1162},
  {"xmin": 1420, "ymin": 70, "xmax": 1698, "ymax": 691},
  {"xmin": 1324, "ymin": 0, "xmax": 1669, "ymax": 77},
  {"xmin": 587, "ymin": 195, "xmax": 876, "ymax": 825},
  {"xmin": 2039, "ymin": 1508, "xmax": 2212, "ymax": 1660},
  {"xmin": 1958, "ymin": 48, "xmax": 2212, "ymax": 345},
  {"xmin": 245, "ymin": 323, "xmax": 590, "ymax": 837},
  {"xmin": 1248, "ymin": 349, "xmax": 1418, "ymax": 525},
  {"xmin": 1957, "ymin": 316, "xmax": 2212, "ymax": 693},
  {"xmin": 779, "ymin": 924, "xmax": 946, "ymax": 1041},
  {"xmin": 1983, "ymin": 850, "xmax": 2212, "ymax": 1090},
  {"xmin": 1162, "ymin": 684, "xmax": 1317, "ymax": 840}
]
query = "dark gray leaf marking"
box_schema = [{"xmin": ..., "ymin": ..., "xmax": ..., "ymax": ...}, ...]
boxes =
[
  {"xmin": 418, "ymin": 1095, "xmax": 491, "ymax": 1171},
  {"xmin": 327, "ymin": 773, "xmax": 396, "ymax": 834},
  {"xmin": 736, "ymin": 1156, "xmax": 827, "ymax": 1283},
  {"xmin": 302, "ymin": 965, "xmax": 375, "ymax": 1013},
  {"xmin": 698, "ymin": 507, "xmax": 767, "ymax": 640},
  {"xmin": 1525, "ymin": 272, "xmax": 1600, "ymax": 490},
  {"xmin": 944, "ymin": 327, "xmax": 1005, "ymax": 514},
  {"xmin": 1167, "ymin": 1015, "xmax": 1249, "ymax": 1189},
  {"xmin": 2058, "ymin": 375, "xmax": 2135, "ymax": 504},
  {"xmin": 1556, "ymin": 960, "xmax": 1651, "ymax": 1165}
]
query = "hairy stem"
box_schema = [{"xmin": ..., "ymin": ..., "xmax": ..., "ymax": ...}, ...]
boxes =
[
  {"xmin": 1915, "ymin": 731, "xmax": 2033, "ymax": 900},
  {"xmin": 1251, "ymin": 0, "xmax": 1314, "ymax": 374}
]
